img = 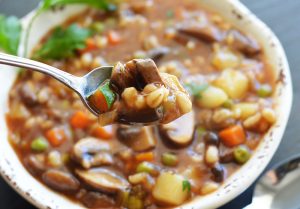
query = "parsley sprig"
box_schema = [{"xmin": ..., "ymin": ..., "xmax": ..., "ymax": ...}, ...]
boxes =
[
  {"xmin": 0, "ymin": 15, "xmax": 21, "ymax": 55},
  {"xmin": 24, "ymin": 0, "xmax": 121, "ymax": 56},
  {"xmin": 40, "ymin": 0, "xmax": 118, "ymax": 12},
  {"xmin": 33, "ymin": 24, "xmax": 91, "ymax": 60},
  {"xmin": 182, "ymin": 179, "xmax": 191, "ymax": 192}
]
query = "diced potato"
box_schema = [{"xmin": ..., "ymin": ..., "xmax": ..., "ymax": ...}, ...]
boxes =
[
  {"xmin": 233, "ymin": 103, "xmax": 259, "ymax": 120},
  {"xmin": 212, "ymin": 47, "xmax": 240, "ymax": 70},
  {"xmin": 196, "ymin": 86, "xmax": 228, "ymax": 109},
  {"xmin": 214, "ymin": 69, "xmax": 249, "ymax": 99},
  {"xmin": 152, "ymin": 172, "xmax": 189, "ymax": 206}
]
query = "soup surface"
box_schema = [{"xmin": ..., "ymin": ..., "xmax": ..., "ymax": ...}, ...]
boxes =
[{"xmin": 6, "ymin": 0, "xmax": 277, "ymax": 208}]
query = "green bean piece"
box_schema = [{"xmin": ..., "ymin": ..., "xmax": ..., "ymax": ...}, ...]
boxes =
[
  {"xmin": 136, "ymin": 162, "xmax": 159, "ymax": 176},
  {"xmin": 161, "ymin": 152, "xmax": 178, "ymax": 167},
  {"xmin": 31, "ymin": 137, "xmax": 48, "ymax": 152},
  {"xmin": 127, "ymin": 195, "xmax": 143, "ymax": 209},
  {"xmin": 233, "ymin": 146, "xmax": 251, "ymax": 164},
  {"xmin": 257, "ymin": 84, "xmax": 272, "ymax": 97}
]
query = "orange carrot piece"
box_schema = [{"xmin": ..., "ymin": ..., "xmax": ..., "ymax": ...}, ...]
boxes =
[
  {"xmin": 92, "ymin": 126, "xmax": 113, "ymax": 140},
  {"xmin": 135, "ymin": 152, "xmax": 155, "ymax": 162},
  {"xmin": 89, "ymin": 90, "xmax": 109, "ymax": 112},
  {"xmin": 45, "ymin": 128, "xmax": 66, "ymax": 147},
  {"xmin": 107, "ymin": 30, "xmax": 121, "ymax": 45},
  {"xmin": 175, "ymin": 7, "xmax": 184, "ymax": 19},
  {"xmin": 70, "ymin": 111, "xmax": 92, "ymax": 129},
  {"xmin": 219, "ymin": 125, "xmax": 246, "ymax": 147},
  {"xmin": 79, "ymin": 38, "xmax": 98, "ymax": 54}
]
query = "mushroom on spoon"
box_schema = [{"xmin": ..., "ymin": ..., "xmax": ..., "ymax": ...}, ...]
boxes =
[{"xmin": 0, "ymin": 53, "xmax": 192, "ymax": 125}]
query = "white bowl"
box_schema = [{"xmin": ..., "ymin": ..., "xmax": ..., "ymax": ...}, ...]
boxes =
[{"xmin": 0, "ymin": 0, "xmax": 292, "ymax": 208}]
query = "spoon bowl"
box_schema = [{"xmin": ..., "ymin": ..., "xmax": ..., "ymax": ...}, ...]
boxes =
[{"xmin": 0, "ymin": 52, "xmax": 113, "ymax": 116}]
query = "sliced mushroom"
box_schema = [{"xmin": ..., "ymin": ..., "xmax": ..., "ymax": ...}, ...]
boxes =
[
  {"xmin": 111, "ymin": 59, "xmax": 164, "ymax": 94},
  {"xmin": 159, "ymin": 110, "xmax": 195, "ymax": 146},
  {"xmin": 129, "ymin": 59, "xmax": 163, "ymax": 88},
  {"xmin": 76, "ymin": 168, "xmax": 129, "ymax": 193},
  {"xmin": 117, "ymin": 126, "xmax": 156, "ymax": 151},
  {"xmin": 82, "ymin": 192, "xmax": 116, "ymax": 208},
  {"xmin": 42, "ymin": 169, "xmax": 80, "ymax": 193},
  {"xmin": 72, "ymin": 137, "xmax": 114, "ymax": 169},
  {"xmin": 147, "ymin": 47, "xmax": 169, "ymax": 62},
  {"xmin": 19, "ymin": 81, "xmax": 38, "ymax": 106},
  {"xmin": 116, "ymin": 105, "xmax": 164, "ymax": 125},
  {"xmin": 226, "ymin": 30, "xmax": 260, "ymax": 56},
  {"xmin": 24, "ymin": 155, "xmax": 46, "ymax": 176},
  {"xmin": 177, "ymin": 21, "xmax": 224, "ymax": 43},
  {"xmin": 110, "ymin": 62, "xmax": 137, "ymax": 94}
]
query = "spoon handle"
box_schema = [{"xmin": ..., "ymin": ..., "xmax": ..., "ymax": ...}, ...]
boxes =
[{"xmin": 0, "ymin": 52, "xmax": 80, "ymax": 91}]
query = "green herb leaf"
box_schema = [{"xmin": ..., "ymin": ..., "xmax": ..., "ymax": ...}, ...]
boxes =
[
  {"xmin": 166, "ymin": 10, "xmax": 174, "ymax": 18},
  {"xmin": 182, "ymin": 179, "xmax": 191, "ymax": 192},
  {"xmin": 24, "ymin": 0, "xmax": 121, "ymax": 56},
  {"xmin": 40, "ymin": 0, "xmax": 119, "ymax": 12},
  {"xmin": 184, "ymin": 83, "xmax": 208, "ymax": 99},
  {"xmin": 33, "ymin": 24, "xmax": 91, "ymax": 60},
  {"xmin": 98, "ymin": 81, "xmax": 116, "ymax": 110},
  {"xmin": 0, "ymin": 15, "xmax": 21, "ymax": 55}
]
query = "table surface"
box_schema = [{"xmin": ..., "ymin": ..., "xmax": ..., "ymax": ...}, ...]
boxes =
[{"xmin": 0, "ymin": 0, "xmax": 299, "ymax": 208}]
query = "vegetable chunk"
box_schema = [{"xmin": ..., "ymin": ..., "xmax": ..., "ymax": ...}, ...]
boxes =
[{"xmin": 152, "ymin": 172, "xmax": 189, "ymax": 206}]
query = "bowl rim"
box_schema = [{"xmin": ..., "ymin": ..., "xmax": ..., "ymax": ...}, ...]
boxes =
[{"xmin": 0, "ymin": 0, "xmax": 292, "ymax": 209}]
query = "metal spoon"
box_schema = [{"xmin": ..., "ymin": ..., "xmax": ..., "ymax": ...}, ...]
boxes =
[{"xmin": 0, "ymin": 52, "xmax": 112, "ymax": 116}]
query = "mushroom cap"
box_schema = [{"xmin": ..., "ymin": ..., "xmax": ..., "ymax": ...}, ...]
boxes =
[
  {"xmin": 159, "ymin": 111, "xmax": 195, "ymax": 146},
  {"xmin": 76, "ymin": 168, "xmax": 129, "ymax": 193},
  {"xmin": 72, "ymin": 137, "xmax": 113, "ymax": 169}
]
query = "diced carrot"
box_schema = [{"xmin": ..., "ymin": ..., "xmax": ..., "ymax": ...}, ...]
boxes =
[
  {"xmin": 89, "ymin": 90, "xmax": 109, "ymax": 112},
  {"xmin": 45, "ymin": 128, "xmax": 66, "ymax": 147},
  {"xmin": 107, "ymin": 30, "xmax": 121, "ymax": 45},
  {"xmin": 70, "ymin": 111, "xmax": 92, "ymax": 129},
  {"xmin": 92, "ymin": 126, "xmax": 113, "ymax": 140},
  {"xmin": 175, "ymin": 7, "xmax": 184, "ymax": 19},
  {"xmin": 79, "ymin": 38, "xmax": 98, "ymax": 54},
  {"xmin": 219, "ymin": 125, "xmax": 246, "ymax": 147},
  {"xmin": 135, "ymin": 152, "xmax": 155, "ymax": 162}
]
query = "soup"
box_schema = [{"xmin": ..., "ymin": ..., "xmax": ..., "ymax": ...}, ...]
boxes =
[{"xmin": 6, "ymin": 0, "xmax": 277, "ymax": 208}]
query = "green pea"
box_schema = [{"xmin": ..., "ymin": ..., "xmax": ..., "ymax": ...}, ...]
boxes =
[
  {"xmin": 257, "ymin": 84, "xmax": 272, "ymax": 97},
  {"xmin": 161, "ymin": 152, "xmax": 178, "ymax": 167},
  {"xmin": 136, "ymin": 162, "xmax": 159, "ymax": 176},
  {"xmin": 233, "ymin": 146, "xmax": 251, "ymax": 164},
  {"xmin": 31, "ymin": 137, "xmax": 48, "ymax": 152}
]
